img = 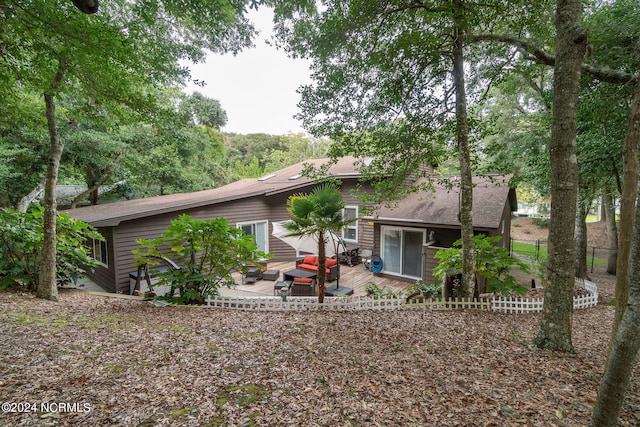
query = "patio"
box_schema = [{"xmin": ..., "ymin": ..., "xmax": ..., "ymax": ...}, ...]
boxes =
[{"xmin": 225, "ymin": 260, "xmax": 415, "ymax": 298}]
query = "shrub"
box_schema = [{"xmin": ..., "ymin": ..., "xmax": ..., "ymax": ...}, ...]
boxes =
[
  {"xmin": 407, "ymin": 280, "xmax": 442, "ymax": 300},
  {"xmin": 134, "ymin": 215, "xmax": 270, "ymax": 304},
  {"xmin": 531, "ymin": 217, "xmax": 550, "ymax": 228},
  {"xmin": 365, "ymin": 282, "xmax": 404, "ymax": 298},
  {"xmin": 0, "ymin": 208, "xmax": 102, "ymax": 290},
  {"xmin": 434, "ymin": 234, "xmax": 529, "ymax": 297}
]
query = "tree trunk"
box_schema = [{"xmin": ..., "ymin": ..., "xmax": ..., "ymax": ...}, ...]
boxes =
[
  {"xmin": 592, "ymin": 184, "xmax": 640, "ymax": 426},
  {"xmin": 36, "ymin": 70, "xmax": 65, "ymax": 301},
  {"xmin": 574, "ymin": 198, "xmax": 588, "ymax": 279},
  {"xmin": 317, "ymin": 230, "xmax": 326, "ymax": 303},
  {"xmin": 16, "ymin": 178, "xmax": 46, "ymax": 212},
  {"xmin": 533, "ymin": 0, "xmax": 587, "ymax": 352},
  {"xmin": 70, "ymin": 175, "xmax": 110, "ymax": 209},
  {"xmin": 611, "ymin": 80, "xmax": 640, "ymax": 340},
  {"xmin": 452, "ymin": 4, "xmax": 475, "ymax": 298},
  {"xmin": 603, "ymin": 189, "xmax": 618, "ymax": 275}
]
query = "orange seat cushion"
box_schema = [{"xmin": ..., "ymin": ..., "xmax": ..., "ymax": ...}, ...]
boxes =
[
  {"xmin": 293, "ymin": 277, "xmax": 313, "ymax": 284},
  {"xmin": 303, "ymin": 255, "xmax": 318, "ymax": 266}
]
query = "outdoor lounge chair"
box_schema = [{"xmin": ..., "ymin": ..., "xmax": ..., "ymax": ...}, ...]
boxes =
[
  {"xmin": 295, "ymin": 256, "xmax": 339, "ymax": 282},
  {"xmin": 291, "ymin": 276, "xmax": 315, "ymax": 296}
]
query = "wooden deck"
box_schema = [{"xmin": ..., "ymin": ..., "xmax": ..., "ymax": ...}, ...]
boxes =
[{"xmin": 224, "ymin": 260, "xmax": 414, "ymax": 297}]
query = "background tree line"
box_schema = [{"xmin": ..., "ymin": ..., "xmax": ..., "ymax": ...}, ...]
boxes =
[{"xmin": 1, "ymin": 90, "xmax": 329, "ymax": 208}]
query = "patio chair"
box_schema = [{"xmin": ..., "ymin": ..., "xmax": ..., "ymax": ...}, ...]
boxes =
[{"xmin": 291, "ymin": 277, "xmax": 315, "ymax": 296}]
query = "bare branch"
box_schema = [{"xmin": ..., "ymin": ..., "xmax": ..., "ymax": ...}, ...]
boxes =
[{"xmin": 472, "ymin": 34, "xmax": 638, "ymax": 86}]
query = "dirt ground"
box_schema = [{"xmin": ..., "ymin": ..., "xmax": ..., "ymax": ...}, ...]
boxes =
[
  {"xmin": 1, "ymin": 289, "xmax": 639, "ymax": 426},
  {"xmin": 510, "ymin": 216, "xmax": 617, "ymax": 302},
  {"xmin": 0, "ymin": 217, "xmax": 634, "ymax": 426},
  {"xmin": 510, "ymin": 216, "xmax": 609, "ymax": 248}
]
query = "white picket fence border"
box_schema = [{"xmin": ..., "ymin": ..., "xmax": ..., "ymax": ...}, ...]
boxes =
[{"xmin": 204, "ymin": 278, "xmax": 599, "ymax": 314}]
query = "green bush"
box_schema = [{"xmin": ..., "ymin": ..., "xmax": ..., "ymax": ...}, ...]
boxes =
[
  {"xmin": 407, "ymin": 280, "xmax": 442, "ymax": 300},
  {"xmin": 365, "ymin": 282, "xmax": 404, "ymax": 299},
  {"xmin": 134, "ymin": 215, "xmax": 270, "ymax": 304},
  {"xmin": 434, "ymin": 234, "xmax": 529, "ymax": 297},
  {"xmin": 0, "ymin": 208, "xmax": 102, "ymax": 290},
  {"xmin": 531, "ymin": 217, "xmax": 550, "ymax": 228}
]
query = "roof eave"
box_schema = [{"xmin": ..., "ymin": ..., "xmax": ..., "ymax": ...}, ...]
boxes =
[{"xmin": 85, "ymin": 190, "xmax": 267, "ymax": 227}]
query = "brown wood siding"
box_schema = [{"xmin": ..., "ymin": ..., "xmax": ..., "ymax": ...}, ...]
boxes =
[
  {"xmin": 266, "ymin": 191, "xmax": 298, "ymax": 262},
  {"xmin": 84, "ymin": 227, "xmax": 116, "ymax": 293},
  {"xmin": 422, "ymin": 245, "xmax": 442, "ymax": 284},
  {"xmin": 340, "ymin": 180, "xmax": 375, "ymax": 254},
  {"xmin": 359, "ymin": 220, "xmax": 375, "ymax": 254},
  {"xmin": 107, "ymin": 197, "xmax": 272, "ymax": 294}
]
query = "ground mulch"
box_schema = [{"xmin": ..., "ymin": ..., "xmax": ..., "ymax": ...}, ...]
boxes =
[
  {"xmin": 1, "ymin": 284, "xmax": 638, "ymax": 426},
  {"xmin": 510, "ymin": 217, "xmax": 609, "ymax": 248}
]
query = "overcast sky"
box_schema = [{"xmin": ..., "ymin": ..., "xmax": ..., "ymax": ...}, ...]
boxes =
[{"xmin": 183, "ymin": 8, "xmax": 312, "ymax": 135}]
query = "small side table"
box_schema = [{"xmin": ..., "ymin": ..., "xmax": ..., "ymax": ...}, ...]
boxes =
[
  {"xmin": 243, "ymin": 276, "xmax": 257, "ymax": 285},
  {"xmin": 325, "ymin": 285, "xmax": 354, "ymax": 296},
  {"xmin": 274, "ymin": 281, "xmax": 290, "ymax": 296},
  {"xmin": 246, "ymin": 266, "xmax": 263, "ymax": 280},
  {"xmin": 262, "ymin": 269, "xmax": 280, "ymax": 281}
]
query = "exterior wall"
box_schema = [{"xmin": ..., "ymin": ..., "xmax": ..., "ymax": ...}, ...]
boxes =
[
  {"xmin": 85, "ymin": 227, "xmax": 116, "ymax": 293},
  {"xmin": 358, "ymin": 220, "xmax": 375, "ymax": 255},
  {"xmin": 341, "ymin": 180, "xmax": 375, "ymax": 254},
  {"xmin": 372, "ymin": 222, "xmax": 507, "ymax": 284},
  {"xmin": 266, "ymin": 191, "xmax": 299, "ymax": 262},
  {"xmin": 498, "ymin": 203, "xmax": 512, "ymax": 248},
  {"xmin": 266, "ymin": 180, "xmax": 376, "ymax": 262},
  {"xmin": 92, "ymin": 196, "xmax": 271, "ymax": 294},
  {"xmin": 422, "ymin": 245, "xmax": 441, "ymax": 285},
  {"xmin": 88, "ymin": 178, "xmax": 376, "ymax": 293}
]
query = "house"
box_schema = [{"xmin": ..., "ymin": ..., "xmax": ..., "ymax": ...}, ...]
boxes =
[
  {"xmin": 366, "ymin": 176, "xmax": 516, "ymax": 285},
  {"xmin": 64, "ymin": 157, "xmax": 516, "ymax": 293}
]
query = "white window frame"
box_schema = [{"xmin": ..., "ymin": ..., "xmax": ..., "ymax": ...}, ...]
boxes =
[
  {"xmin": 237, "ymin": 220, "xmax": 269, "ymax": 254},
  {"xmin": 342, "ymin": 206, "xmax": 358, "ymax": 243},
  {"xmin": 92, "ymin": 238, "xmax": 108, "ymax": 267},
  {"xmin": 380, "ymin": 225, "xmax": 425, "ymax": 279}
]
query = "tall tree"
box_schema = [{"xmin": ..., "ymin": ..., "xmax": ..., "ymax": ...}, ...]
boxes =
[
  {"xmin": 450, "ymin": 0, "xmax": 475, "ymax": 297},
  {"xmin": 273, "ymin": 0, "xmax": 546, "ymax": 297},
  {"xmin": 592, "ymin": 176, "xmax": 640, "ymax": 426},
  {"xmin": 477, "ymin": 0, "xmax": 639, "ymax": 347},
  {"xmin": 532, "ymin": 0, "xmax": 587, "ymax": 352},
  {"xmin": 579, "ymin": 0, "xmax": 640, "ymax": 338},
  {"xmin": 602, "ymin": 188, "xmax": 618, "ymax": 275},
  {"xmin": 0, "ymin": 91, "xmax": 50, "ymax": 209},
  {"xmin": 179, "ymin": 91, "xmax": 228, "ymax": 129},
  {"xmin": 1, "ymin": 0, "xmax": 257, "ymax": 300}
]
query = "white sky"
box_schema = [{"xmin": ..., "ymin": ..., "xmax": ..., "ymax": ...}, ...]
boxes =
[{"xmin": 183, "ymin": 8, "xmax": 312, "ymax": 135}]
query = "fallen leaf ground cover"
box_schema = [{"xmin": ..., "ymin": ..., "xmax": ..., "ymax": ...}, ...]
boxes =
[{"xmin": 1, "ymin": 284, "xmax": 638, "ymax": 426}]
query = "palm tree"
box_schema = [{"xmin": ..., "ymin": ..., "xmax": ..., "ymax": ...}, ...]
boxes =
[{"xmin": 284, "ymin": 183, "xmax": 352, "ymax": 303}]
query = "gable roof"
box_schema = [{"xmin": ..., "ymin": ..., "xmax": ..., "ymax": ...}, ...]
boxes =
[
  {"xmin": 64, "ymin": 157, "xmax": 363, "ymax": 227},
  {"xmin": 369, "ymin": 175, "xmax": 516, "ymax": 230}
]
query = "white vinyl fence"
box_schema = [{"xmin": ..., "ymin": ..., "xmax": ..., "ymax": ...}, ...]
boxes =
[
  {"xmin": 204, "ymin": 278, "xmax": 598, "ymax": 314},
  {"xmin": 206, "ymin": 295, "xmax": 407, "ymax": 311}
]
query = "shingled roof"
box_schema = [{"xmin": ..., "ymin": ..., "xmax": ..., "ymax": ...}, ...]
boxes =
[
  {"xmin": 369, "ymin": 175, "xmax": 516, "ymax": 230},
  {"xmin": 64, "ymin": 157, "xmax": 363, "ymax": 227}
]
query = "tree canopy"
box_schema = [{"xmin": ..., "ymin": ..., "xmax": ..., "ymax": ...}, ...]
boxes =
[{"xmin": 1, "ymin": 0, "xmax": 259, "ymax": 300}]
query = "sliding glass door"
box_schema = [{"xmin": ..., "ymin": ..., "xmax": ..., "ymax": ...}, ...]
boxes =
[{"xmin": 381, "ymin": 226, "xmax": 424, "ymax": 279}]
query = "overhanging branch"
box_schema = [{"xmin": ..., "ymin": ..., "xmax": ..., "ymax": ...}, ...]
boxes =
[{"xmin": 472, "ymin": 34, "xmax": 638, "ymax": 86}]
